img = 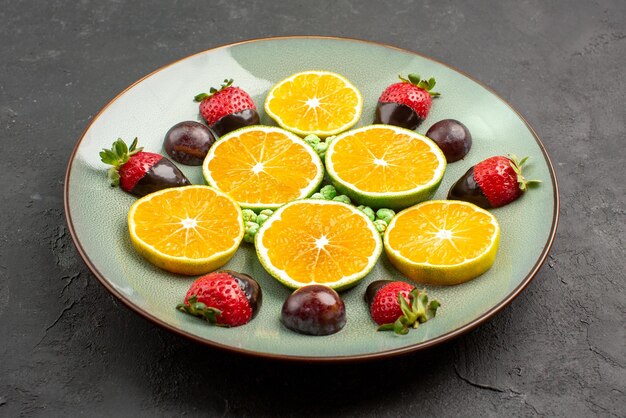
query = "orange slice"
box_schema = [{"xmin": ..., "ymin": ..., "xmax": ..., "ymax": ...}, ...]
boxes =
[
  {"xmin": 255, "ymin": 200, "xmax": 382, "ymax": 290},
  {"xmin": 384, "ymin": 200, "xmax": 500, "ymax": 285},
  {"xmin": 203, "ymin": 126, "xmax": 324, "ymax": 210},
  {"xmin": 325, "ymin": 124, "xmax": 446, "ymax": 209},
  {"xmin": 264, "ymin": 71, "xmax": 363, "ymax": 137},
  {"xmin": 128, "ymin": 185, "xmax": 244, "ymax": 275}
]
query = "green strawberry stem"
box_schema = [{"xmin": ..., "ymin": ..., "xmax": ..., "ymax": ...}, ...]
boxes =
[
  {"xmin": 509, "ymin": 154, "xmax": 542, "ymax": 191},
  {"xmin": 176, "ymin": 295, "xmax": 226, "ymax": 326},
  {"xmin": 194, "ymin": 78, "xmax": 234, "ymax": 102},
  {"xmin": 378, "ymin": 288, "xmax": 440, "ymax": 335},
  {"xmin": 398, "ymin": 73, "xmax": 440, "ymax": 97},
  {"xmin": 98, "ymin": 138, "xmax": 143, "ymax": 187}
]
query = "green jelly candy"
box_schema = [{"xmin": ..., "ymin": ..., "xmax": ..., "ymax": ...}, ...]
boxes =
[
  {"xmin": 256, "ymin": 209, "xmax": 273, "ymax": 226},
  {"xmin": 243, "ymin": 221, "xmax": 259, "ymax": 243},
  {"xmin": 357, "ymin": 205, "xmax": 376, "ymax": 222},
  {"xmin": 320, "ymin": 185, "xmax": 337, "ymax": 200},
  {"xmin": 362, "ymin": 207, "xmax": 376, "ymax": 222},
  {"xmin": 332, "ymin": 195, "xmax": 351, "ymax": 204},
  {"xmin": 303, "ymin": 134, "xmax": 321, "ymax": 146},
  {"xmin": 376, "ymin": 208, "xmax": 396, "ymax": 224},
  {"xmin": 313, "ymin": 142, "xmax": 328, "ymax": 158},
  {"xmin": 373, "ymin": 219, "xmax": 388, "ymax": 234},
  {"xmin": 242, "ymin": 209, "xmax": 257, "ymax": 223}
]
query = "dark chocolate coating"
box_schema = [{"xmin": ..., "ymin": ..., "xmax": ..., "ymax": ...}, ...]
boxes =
[
  {"xmin": 281, "ymin": 285, "xmax": 346, "ymax": 336},
  {"xmin": 364, "ymin": 280, "xmax": 394, "ymax": 307},
  {"xmin": 447, "ymin": 166, "xmax": 492, "ymax": 209},
  {"xmin": 130, "ymin": 157, "xmax": 191, "ymax": 197},
  {"xmin": 163, "ymin": 121, "xmax": 215, "ymax": 166},
  {"xmin": 374, "ymin": 102, "xmax": 422, "ymax": 130},
  {"xmin": 211, "ymin": 109, "xmax": 260, "ymax": 137},
  {"xmin": 426, "ymin": 119, "xmax": 472, "ymax": 163},
  {"xmin": 222, "ymin": 270, "xmax": 262, "ymax": 317}
]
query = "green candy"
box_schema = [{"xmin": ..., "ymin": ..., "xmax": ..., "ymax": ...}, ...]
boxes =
[
  {"xmin": 250, "ymin": 209, "xmax": 273, "ymax": 226},
  {"xmin": 320, "ymin": 185, "xmax": 337, "ymax": 200},
  {"xmin": 243, "ymin": 221, "xmax": 260, "ymax": 243},
  {"xmin": 310, "ymin": 193, "xmax": 325, "ymax": 200},
  {"xmin": 376, "ymin": 208, "xmax": 396, "ymax": 224},
  {"xmin": 357, "ymin": 205, "xmax": 376, "ymax": 222},
  {"xmin": 363, "ymin": 208, "xmax": 376, "ymax": 222},
  {"xmin": 373, "ymin": 219, "xmax": 388, "ymax": 234},
  {"xmin": 303, "ymin": 134, "xmax": 321, "ymax": 146},
  {"xmin": 303, "ymin": 135, "xmax": 333, "ymax": 158},
  {"xmin": 332, "ymin": 195, "xmax": 351, "ymax": 204},
  {"xmin": 242, "ymin": 209, "xmax": 257, "ymax": 223},
  {"xmin": 313, "ymin": 142, "xmax": 328, "ymax": 159}
]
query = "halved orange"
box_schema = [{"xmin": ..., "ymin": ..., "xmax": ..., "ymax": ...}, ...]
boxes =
[
  {"xmin": 128, "ymin": 185, "xmax": 244, "ymax": 275},
  {"xmin": 325, "ymin": 125, "xmax": 446, "ymax": 209},
  {"xmin": 384, "ymin": 200, "xmax": 500, "ymax": 285},
  {"xmin": 255, "ymin": 200, "xmax": 382, "ymax": 290},
  {"xmin": 203, "ymin": 126, "xmax": 324, "ymax": 210},
  {"xmin": 264, "ymin": 71, "xmax": 363, "ymax": 138}
]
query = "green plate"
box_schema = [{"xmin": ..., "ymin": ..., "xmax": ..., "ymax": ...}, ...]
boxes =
[{"xmin": 64, "ymin": 37, "xmax": 559, "ymax": 361}]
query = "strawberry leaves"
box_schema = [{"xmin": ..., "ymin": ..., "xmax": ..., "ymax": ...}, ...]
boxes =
[
  {"xmin": 194, "ymin": 78, "xmax": 235, "ymax": 102},
  {"xmin": 509, "ymin": 154, "xmax": 542, "ymax": 191},
  {"xmin": 99, "ymin": 138, "xmax": 141, "ymax": 166},
  {"xmin": 399, "ymin": 73, "xmax": 440, "ymax": 97},
  {"xmin": 99, "ymin": 138, "xmax": 143, "ymax": 186},
  {"xmin": 378, "ymin": 288, "xmax": 440, "ymax": 335},
  {"xmin": 176, "ymin": 295, "xmax": 226, "ymax": 326},
  {"xmin": 407, "ymin": 73, "xmax": 421, "ymax": 85}
]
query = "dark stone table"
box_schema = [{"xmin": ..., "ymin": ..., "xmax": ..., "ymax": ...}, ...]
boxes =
[{"xmin": 1, "ymin": 0, "xmax": 624, "ymax": 416}]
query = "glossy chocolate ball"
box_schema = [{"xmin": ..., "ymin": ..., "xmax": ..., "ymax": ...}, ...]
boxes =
[
  {"xmin": 426, "ymin": 119, "xmax": 472, "ymax": 163},
  {"xmin": 164, "ymin": 121, "xmax": 216, "ymax": 165},
  {"xmin": 281, "ymin": 285, "xmax": 346, "ymax": 336}
]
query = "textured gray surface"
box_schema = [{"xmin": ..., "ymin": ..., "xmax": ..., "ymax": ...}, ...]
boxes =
[{"xmin": 0, "ymin": 0, "xmax": 624, "ymax": 416}]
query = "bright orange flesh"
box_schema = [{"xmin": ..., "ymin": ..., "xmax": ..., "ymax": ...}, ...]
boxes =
[
  {"xmin": 329, "ymin": 126, "xmax": 441, "ymax": 193},
  {"xmin": 266, "ymin": 72, "xmax": 361, "ymax": 133},
  {"xmin": 387, "ymin": 202, "xmax": 498, "ymax": 265},
  {"xmin": 260, "ymin": 202, "xmax": 378, "ymax": 284},
  {"xmin": 207, "ymin": 129, "xmax": 320, "ymax": 205},
  {"xmin": 131, "ymin": 187, "xmax": 241, "ymax": 259}
]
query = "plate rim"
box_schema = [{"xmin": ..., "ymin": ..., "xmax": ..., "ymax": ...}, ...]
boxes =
[{"xmin": 63, "ymin": 35, "xmax": 560, "ymax": 362}]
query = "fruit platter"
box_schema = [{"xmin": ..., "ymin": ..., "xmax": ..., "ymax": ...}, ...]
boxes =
[{"xmin": 64, "ymin": 37, "xmax": 558, "ymax": 360}]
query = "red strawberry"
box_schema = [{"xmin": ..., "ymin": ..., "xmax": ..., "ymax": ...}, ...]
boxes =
[
  {"xmin": 194, "ymin": 79, "xmax": 260, "ymax": 137},
  {"xmin": 365, "ymin": 280, "xmax": 440, "ymax": 335},
  {"xmin": 176, "ymin": 270, "xmax": 262, "ymax": 327},
  {"xmin": 448, "ymin": 155, "xmax": 541, "ymax": 208},
  {"xmin": 99, "ymin": 138, "xmax": 190, "ymax": 197},
  {"xmin": 375, "ymin": 73, "xmax": 440, "ymax": 130}
]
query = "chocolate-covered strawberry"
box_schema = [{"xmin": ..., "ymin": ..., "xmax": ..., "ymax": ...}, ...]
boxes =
[
  {"xmin": 99, "ymin": 138, "xmax": 190, "ymax": 197},
  {"xmin": 374, "ymin": 73, "xmax": 440, "ymax": 130},
  {"xmin": 448, "ymin": 155, "xmax": 541, "ymax": 208},
  {"xmin": 365, "ymin": 280, "xmax": 440, "ymax": 335},
  {"xmin": 177, "ymin": 270, "xmax": 262, "ymax": 327},
  {"xmin": 194, "ymin": 79, "xmax": 260, "ymax": 137}
]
